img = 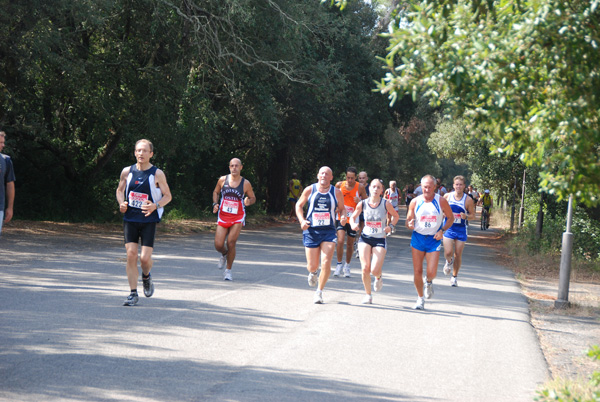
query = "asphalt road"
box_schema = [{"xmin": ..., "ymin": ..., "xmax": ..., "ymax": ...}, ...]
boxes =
[{"xmin": 0, "ymin": 215, "xmax": 548, "ymax": 401}]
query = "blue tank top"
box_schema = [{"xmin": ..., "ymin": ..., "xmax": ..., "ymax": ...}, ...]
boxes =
[
  {"xmin": 123, "ymin": 165, "xmax": 163, "ymax": 223},
  {"xmin": 305, "ymin": 184, "xmax": 337, "ymax": 234},
  {"xmin": 446, "ymin": 192, "xmax": 467, "ymax": 228}
]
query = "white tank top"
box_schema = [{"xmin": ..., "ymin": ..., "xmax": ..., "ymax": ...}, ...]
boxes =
[{"xmin": 413, "ymin": 194, "xmax": 443, "ymax": 235}]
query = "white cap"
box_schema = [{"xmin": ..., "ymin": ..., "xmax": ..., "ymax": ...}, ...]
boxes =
[{"xmin": 484, "ymin": 189, "xmax": 490, "ymax": 193}]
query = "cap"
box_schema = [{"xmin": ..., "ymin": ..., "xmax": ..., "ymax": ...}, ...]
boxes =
[{"xmin": 484, "ymin": 189, "xmax": 490, "ymax": 193}]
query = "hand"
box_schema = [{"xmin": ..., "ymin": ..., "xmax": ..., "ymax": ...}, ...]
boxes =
[
  {"xmin": 350, "ymin": 223, "xmax": 359, "ymax": 231},
  {"xmin": 119, "ymin": 201, "xmax": 128, "ymax": 213},
  {"xmin": 434, "ymin": 230, "xmax": 443, "ymax": 240},
  {"xmin": 340, "ymin": 214, "xmax": 347, "ymax": 226},
  {"xmin": 244, "ymin": 197, "xmax": 250, "ymax": 206},
  {"xmin": 212, "ymin": 203, "xmax": 219, "ymax": 214},
  {"xmin": 354, "ymin": 196, "xmax": 360, "ymax": 203},
  {"xmin": 3, "ymin": 207, "xmax": 13, "ymax": 223},
  {"xmin": 407, "ymin": 219, "xmax": 415, "ymax": 230},
  {"xmin": 460, "ymin": 212, "xmax": 466, "ymax": 220},
  {"xmin": 141, "ymin": 200, "xmax": 155, "ymax": 217},
  {"xmin": 384, "ymin": 226, "xmax": 391, "ymax": 234},
  {"xmin": 300, "ymin": 219, "xmax": 311, "ymax": 230}
]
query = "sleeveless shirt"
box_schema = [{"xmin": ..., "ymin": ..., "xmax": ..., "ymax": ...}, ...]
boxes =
[
  {"xmin": 413, "ymin": 194, "xmax": 443, "ymax": 235},
  {"xmin": 124, "ymin": 164, "xmax": 163, "ymax": 223},
  {"xmin": 361, "ymin": 198, "xmax": 388, "ymax": 239},
  {"xmin": 305, "ymin": 184, "xmax": 337, "ymax": 234}
]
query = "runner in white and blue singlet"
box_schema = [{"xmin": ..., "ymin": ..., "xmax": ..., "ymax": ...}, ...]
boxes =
[
  {"xmin": 296, "ymin": 166, "xmax": 346, "ymax": 304},
  {"xmin": 442, "ymin": 175, "xmax": 476, "ymax": 287},
  {"xmin": 350, "ymin": 179, "xmax": 399, "ymax": 304},
  {"xmin": 406, "ymin": 175, "xmax": 454, "ymax": 310}
]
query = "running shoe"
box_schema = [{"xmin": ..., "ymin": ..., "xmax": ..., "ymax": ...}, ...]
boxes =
[
  {"xmin": 217, "ymin": 253, "xmax": 227, "ymax": 269},
  {"xmin": 333, "ymin": 262, "xmax": 343, "ymax": 277},
  {"xmin": 413, "ymin": 297, "xmax": 425, "ymax": 310},
  {"xmin": 362, "ymin": 294, "xmax": 373, "ymax": 304},
  {"xmin": 424, "ymin": 281, "xmax": 434, "ymax": 299},
  {"xmin": 308, "ymin": 271, "xmax": 318, "ymax": 287},
  {"xmin": 374, "ymin": 276, "xmax": 383, "ymax": 292},
  {"xmin": 343, "ymin": 263, "xmax": 351, "ymax": 278},
  {"xmin": 142, "ymin": 274, "xmax": 154, "ymax": 297},
  {"xmin": 223, "ymin": 269, "xmax": 233, "ymax": 281},
  {"xmin": 313, "ymin": 290, "xmax": 324, "ymax": 304},
  {"xmin": 123, "ymin": 292, "xmax": 139, "ymax": 306},
  {"xmin": 443, "ymin": 258, "xmax": 454, "ymax": 276},
  {"xmin": 451, "ymin": 276, "xmax": 458, "ymax": 287}
]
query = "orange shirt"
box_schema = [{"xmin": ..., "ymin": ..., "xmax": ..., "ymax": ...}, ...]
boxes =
[{"xmin": 338, "ymin": 181, "xmax": 359, "ymax": 219}]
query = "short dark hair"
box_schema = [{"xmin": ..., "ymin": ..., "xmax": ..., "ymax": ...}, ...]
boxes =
[{"xmin": 346, "ymin": 166, "xmax": 357, "ymax": 175}]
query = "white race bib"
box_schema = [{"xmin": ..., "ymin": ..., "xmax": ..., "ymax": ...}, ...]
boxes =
[
  {"xmin": 345, "ymin": 206, "xmax": 355, "ymax": 217},
  {"xmin": 128, "ymin": 191, "xmax": 148, "ymax": 209},
  {"xmin": 365, "ymin": 221, "xmax": 383, "ymax": 235},
  {"xmin": 222, "ymin": 200, "xmax": 239, "ymax": 214},
  {"xmin": 453, "ymin": 213, "xmax": 462, "ymax": 224},
  {"xmin": 313, "ymin": 212, "xmax": 330, "ymax": 227}
]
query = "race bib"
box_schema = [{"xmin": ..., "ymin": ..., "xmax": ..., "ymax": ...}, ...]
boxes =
[
  {"xmin": 365, "ymin": 221, "xmax": 383, "ymax": 235},
  {"xmin": 420, "ymin": 215, "xmax": 437, "ymax": 222},
  {"xmin": 453, "ymin": 213, "xmax": 462, "ymax": 224},
  {"xmin": 313, "ymin": 212, "xmax": 330, "ymax": 227},
  {"xmin": 128, "ymin": 191, "xmax": 149, "ymax": 209},
  {"xmin": 222, "ymin": 200, "xmax": 239, "ymax": 214},
  {"xmin": 345, "ymin": 206, "xmax": 355, "ymax": 217}
]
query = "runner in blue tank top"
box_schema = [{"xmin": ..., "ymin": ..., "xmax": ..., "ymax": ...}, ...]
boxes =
[
  {"xmin": 116, "ymin": 139, "xmax": 172, "ymax": 306},
  {"xmin": 296, "ymin": 166, "xmax": 347, "ymax": 304},
  {"xmin": 442, "ymin": 175, "xmax": 476, "ymax": 287},
  {"xmin": 350, "ymin": 179, "xmax": 399, "ymax": 304}
]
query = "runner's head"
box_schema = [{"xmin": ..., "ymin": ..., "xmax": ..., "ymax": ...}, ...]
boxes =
[
  {"xmin": 134, "ymin": 139, "xmax": 154, "ymax": 164},
  {"xmin": 370, "ymin": 179, "xmax": 384, "ymax": 197},
  {"xmin": 358, "ymin": 171, "xmax": 368, "ymax": 186},
  {"xmin": 229, "ymin": 158, "xmax": 243, "ymax": 176},
  {"xmin": 421, "ymin": 175, "xmax": 436, "ymax": 197},
  {"xmin": 345, "ymin": 166, "xmax": 358, "ymax": 186},
  {"xmin": 453, "ymin": 175, "xmax": 466, "ymax": 194},
  {"xmin": 389, "ymin": 180, "xmax": 397, "ymax": 190},
  {"xmin": 317, "ymin": 166, "xmax": 333, "ymax": 185}
]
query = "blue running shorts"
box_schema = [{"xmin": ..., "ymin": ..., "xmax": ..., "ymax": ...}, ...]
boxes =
[
  {"xmin": 358, "ymin": 235, "xmax": 387, "ymax": 249},
  {"xmin": 411, "ymin": 231, "xmax": 442, "ymax": 253},
  {"xmin": 303, "ymin": 230, "xmax": 337, "ymax": 248},
  {"xmin": 443, "ymin": 227, "xmax": 468, "ymax": 242}
]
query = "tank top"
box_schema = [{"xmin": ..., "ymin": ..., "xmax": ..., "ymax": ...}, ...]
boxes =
[
  {"xmin": 413, "ymin": 194, "xmax": 443, "ymax": 235},
  {"xmin": 387, "ymin": 188, "xmax": 399, "ymax": 208},
  {"xmin": 288, "ymin": 179, "xmax": 301, "ymax": 198},
  {"xmin": 361, "ymin": 198, "xmax": 388, "ymax": 239},
  {"xmin": 124, "ymin": 164, "xmax": 163, "ymax": 223},
  {"xmin": 219, "ymin": 175, "xmax": 246, "ymax": 220},
  {"xmin": 447, "ymin": 192, "xmax": 467, "ymax": 228},
  {"xmin": 305, "ymin": 184, "xmax": 337, "ymax": 234},
  {"xmin": 339, "ymin": 181, "xmax": 359, "ymax": 219}
]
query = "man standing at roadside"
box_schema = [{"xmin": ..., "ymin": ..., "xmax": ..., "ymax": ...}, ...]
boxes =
[
  {"xmin": 288, "ymin": 173, "xmax": 303, "ymax": 221},
  {"xmin": 442, "ymin": 176, "xmax": 476, "ymax": 287},
  {"xmin": 334, "ymin": 167, "xmax": 367, "ymax": 278},
  {"xmin": 0, "ymin": 131, "xmax": 15, "ymax": 236},
  {"xmin": 116, "ymin": 139, "xmax": 172, "ymax": 306},
  {"xmin": 212, "ymin": 158, "xmax": 256, "ymax": 281},
  {"xmin": 406, "ymin": 175, "xmax": 454, "ymax": 310},
  {"xmin": 296, "ymin": 166, "xmax": 346, "ymax": 303}
]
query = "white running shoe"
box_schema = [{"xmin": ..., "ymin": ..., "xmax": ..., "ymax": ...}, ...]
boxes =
[
  {"xmin": 374, "ymin": 276, "xmax": 383, "ymax": 292},
  {"xmin": 334, "ymin": 263, "xmax": 343, "ymax": 277},
  {"xmin": 217, "ymin": 253, "xmax": 227, "ymax": 270},
  {"xmin": 308, "ymin": 271, "xmax": 318, "ymax": 287},
  {"xmin": 451, "ymin": 276, "xmax": 458, "ymax": 287},
  {"xmin": 343, "ymin": 263, "xmax": 351, "ymax": 278},
  {"xmin": 362, "ymin": 294, "xmax": 373, "ymax": 304},
  {"xmin": 223, "ymin": 269, "xmax": 233, "ymax": 281},
  {"xmin": 413, "ymin": 297, "xmax": 425, "ymax": 310},
  {"xmin": 313, "ymin": 290, "xmax": 324, "ymax": 304},
  {"xmin": 424, "ymin": 281, "xmax": 434, "ymax": 299},
  {"xmin": 443, "ymin": 258, "xmax": 453, "ymax": 276}
]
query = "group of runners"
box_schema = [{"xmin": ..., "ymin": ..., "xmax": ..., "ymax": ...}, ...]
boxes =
[{"xmin": 116, "ymin": 139, "xmax": 482, "ymax": 310}]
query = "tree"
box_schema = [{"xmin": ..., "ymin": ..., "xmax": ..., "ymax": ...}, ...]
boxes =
[{"xmin": 376, "ymin": 0, "xmax": 600, "ymax": 206}]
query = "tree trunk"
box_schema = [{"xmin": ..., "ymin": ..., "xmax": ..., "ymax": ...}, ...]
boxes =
[
  {"xmin": 265, "ymin": 146, "xmax": 289, "ymax": 214},
  {"xmin": 535, "ymin": 193, "xmax": 545, "ymax": 239}
]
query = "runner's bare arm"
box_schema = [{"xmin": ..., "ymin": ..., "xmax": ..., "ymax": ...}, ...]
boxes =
[
  {"xmin": 349, "ymin": 201, "xmax": 363, "ymax": 231},
  {"xmin": 296, "ymin": 186, "xmax": 313, "ymax": 230},
  {"xmin": 212, "ymin": 176, "xmax": 226, "ymax": 213},
  {"xmin": 116, "ymin": 167, "xmax": 131, "ymax": 213},
  {"xmin": 358, "ymin": 183, "xmax": 368, "ymax": 200},
  {"xmin": 406, "ymin": 200, "xmax": 416, "ymax": 230},
  {"xmin": 385, "ymin": 200, "xmax": 400, "ymax": 226},
  {"xmin": 243, "ymin": 180, "xmax": 256, "ymax": 206},
  {"xmin": 464, "ymin": 197, "xmax": 476, "ymax": 221}
]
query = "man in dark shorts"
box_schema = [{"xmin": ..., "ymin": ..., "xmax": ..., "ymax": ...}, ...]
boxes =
[
  {"xmin": 116, "ymin": 139, "xmax": 172, "ymax": 306},
  {"xmin": 0, "ymin": 130, "xmax": 16, "ymax": 236}
]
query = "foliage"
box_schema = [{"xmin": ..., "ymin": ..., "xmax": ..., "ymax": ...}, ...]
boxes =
[
  {"xmin": 376, "ymin": 0, "xmax": 600, "ymax": 206},
  {"xmin": 535, "ymin": 346, "xmax": 600, "ymax": 402}
]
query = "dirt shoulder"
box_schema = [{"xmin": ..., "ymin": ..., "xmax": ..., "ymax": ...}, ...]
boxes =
[{"xmin": 2, "ymin": 217, "xmax": 599, "ymax": 381}]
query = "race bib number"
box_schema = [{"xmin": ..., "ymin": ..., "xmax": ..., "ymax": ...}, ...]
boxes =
[
  {"xmin": 420, "ymin": 215, "xmax": 437, "ymax": 228},
  {"xmin": 365, "ymin": 221, "xmax": 383, "ymax": 235},
  {"xmin": 222, "ymin": 200, "xmax": 239, "ymax": 214},
  {"xmin": 313, "ymin": 212, "xmax": 330, "ymax": 227},
  {"xmin": 453, "ymin": 213, "xmax": 462, "ymax": 224},
  {"xmin": 345, "ymin": 206, "xmax": 355, "ymax": 217},
  {"xmin": 128, "ymin": 191, "xmax": 148, "ymax": 209}
]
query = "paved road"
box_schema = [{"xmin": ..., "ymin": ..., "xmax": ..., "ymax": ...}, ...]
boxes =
[{"xmin": 0, "ymin": 214, "xmax": 548, "ymax": 401}]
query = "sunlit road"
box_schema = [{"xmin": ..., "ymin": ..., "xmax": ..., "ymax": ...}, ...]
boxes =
[{"xmin": 0, "ymin": 213, "xmax": 548, "ymax": 401}]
